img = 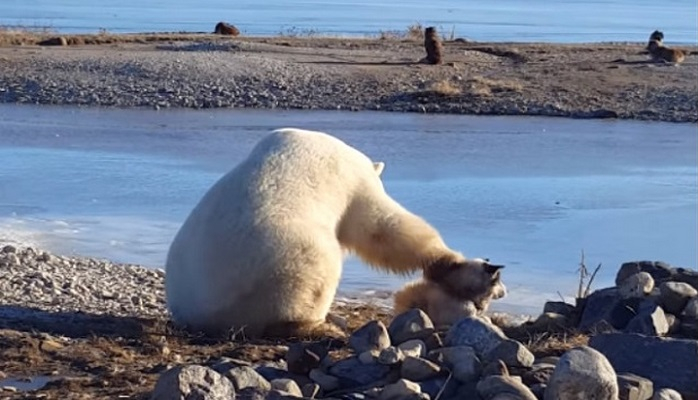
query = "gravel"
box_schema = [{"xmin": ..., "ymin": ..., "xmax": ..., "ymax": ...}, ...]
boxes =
[
  {"xmin": 0, "ymin": 38, "xmax": 696, "ymax": 122},
  {"xmin": 0, "ymin": 243, "xmax": 166, "ymax": 318}
]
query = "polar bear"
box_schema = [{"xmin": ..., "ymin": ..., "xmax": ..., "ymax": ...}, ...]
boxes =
[
  {"xmin": 165, "ymin": 127, "xmax": 493, "ymax": 338},
  {"xmin": 393, "ymin": 258, "xmax": 507, "ymax": 327}
]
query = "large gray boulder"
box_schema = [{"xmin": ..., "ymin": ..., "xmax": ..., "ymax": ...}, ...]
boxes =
[
  {"xmin": 658, "ymin": 282, "xmax": 697, "ymax": 315},
  {"xmin": 619, "ymin": 272, "xmax": 655, "ymax": 299},
  {"xmin": 388, "ymin": 309, "xmax": 435, "ymax": 345},
  {"xmin": 544, "ymin": 346, "xmax": 619, "ymax": 400},
  {"xmin": 616, "ymin": 261, "xmax": 674, "ymax": 286},
  {"xmin": 590, "ymin": 333, "xmax": 698, "ymax": 397},
  {"xmin": 445, "ymin": 317, "xmax": 506, "ymax": 357},
  {"xmin": 483, "ymin": 339, "xmax": 535, "ymax": 368},
  {"xmin": 477, "ymin": 374, "xmax": 538, "ymax": 400},
  {"xmin": 349, "ymin": 320, "xmax": 391, "ymax": 353},
  {"xmin": 617, "ymin": 373, "xmax": 653, "ymax": 400},
  {"xmin": 624, "ymin": 301, "xmax": 669, "ymax": 336},
  {"xmin": 579, "ymin": 288, "xmax": 637, "ymax": 331},
  {"xmin": 151, "ymin": 365, "xmax": 236, "ymax": 400}
]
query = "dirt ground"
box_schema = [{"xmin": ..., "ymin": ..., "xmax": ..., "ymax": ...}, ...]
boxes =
[
  {"xmin": 0, "ymin": 31, "xmax": 696, "ymax": 122},
  {"xmin": 0, "ymin": 302, "xmax": 588, "ymax": 400}
]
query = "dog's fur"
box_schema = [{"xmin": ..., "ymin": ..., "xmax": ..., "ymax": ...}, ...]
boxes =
[
  {"xmin": 394, "ymin": 257, "xmax": 507, "ymax": 327},
  {"xmin": 646, "ymin": 30, "xmax": 685, "ymax": 64}
]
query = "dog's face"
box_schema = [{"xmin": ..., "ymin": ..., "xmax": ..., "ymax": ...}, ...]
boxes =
[
  {"xmin": 649, "ymin": 30, "xmax": 664, "ymax": 43},
  {"xmin": 424, "ymin": 256, "xmax": 507, "ymax": 310}
]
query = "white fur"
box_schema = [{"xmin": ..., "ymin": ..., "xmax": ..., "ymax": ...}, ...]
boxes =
[{"xmin": 165, "ymin": 128, "xmax": 459, "ymax": 336}]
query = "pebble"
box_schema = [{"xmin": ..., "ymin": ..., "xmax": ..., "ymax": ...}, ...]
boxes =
[
  {"xmin": 0, "ymin": 40, "xmax": 693, "ymax": 122},
  {"xmin": 0, "ymin": 243, "xmax": 166, "ymax": 318}
]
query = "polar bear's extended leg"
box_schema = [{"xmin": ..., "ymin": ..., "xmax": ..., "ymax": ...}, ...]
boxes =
[{"xmin": 338, "ymin": 193, "xmax": 463, "ymax": 275}]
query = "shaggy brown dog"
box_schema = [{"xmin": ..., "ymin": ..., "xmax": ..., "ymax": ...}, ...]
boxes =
[
  {"xmin": 394, "ymin": 257, "xmax": 506, "ymax": 327},
  {"xmin": 214, "ymin": 22, "xmax": 240, "ymax": 36}
]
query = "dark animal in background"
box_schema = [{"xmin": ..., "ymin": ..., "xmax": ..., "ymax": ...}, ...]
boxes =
[
  {"xmin": 646, "ymin": 30, "xmax": 685, "ymax": 64},
  {"xmin": 423, "ymin": 26, "xmax": 444, "ymax": 65},
  {"xmin": 214, "ymin": 22, "xmax": 240, "ymax": 36}
]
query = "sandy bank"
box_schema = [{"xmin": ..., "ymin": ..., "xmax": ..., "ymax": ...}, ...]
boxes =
[{"xmin": 0, "ymin": 33, "xmax": 696, "ymax": 122}]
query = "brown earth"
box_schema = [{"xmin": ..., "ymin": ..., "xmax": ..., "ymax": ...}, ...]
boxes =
[
  {"xmin": 0, "ymin": 31, "xmax": 696, "ymax": 122},
  {"xmin": 0, "ymin": 302, "xmax": 587, "ymax": 400}
]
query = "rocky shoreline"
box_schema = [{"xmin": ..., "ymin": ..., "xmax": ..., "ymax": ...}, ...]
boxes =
[
  {"xmin": 0, "ymin": 33, "xmax": 696, "ymax": 122},
  {"xmin": 1, "ymin": 243, "xmax": 697, "ymax": 399}
]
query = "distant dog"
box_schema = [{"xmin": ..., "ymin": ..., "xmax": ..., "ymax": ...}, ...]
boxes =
[
  {"xmin": 214, "ymin": 22, "xmax": 240, "ymax": 36},
  {"xmin": 394, "ymin": 257, "xmax": 507, "ymax": 327},
  {"xmin": 646, "ymin": 30, "xmax": 685, "ymax": 64}
]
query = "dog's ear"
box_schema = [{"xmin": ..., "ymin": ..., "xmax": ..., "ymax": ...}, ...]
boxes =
[
  {"xmin": 424, "ymin": 257, "xmax": 462, "ymax": 283},
  {"xmin": 484, "ymin": 263, "xmax": 505, "ymax": 275}
]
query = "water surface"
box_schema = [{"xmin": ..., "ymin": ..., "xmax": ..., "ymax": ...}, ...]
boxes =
[
  {"xmin": 1, "ymin": 0, "xmax": 697, "ymax": 43},
  {"xmin": 0, "ymin": 104, "xmax": 695, "ymax": 314}
]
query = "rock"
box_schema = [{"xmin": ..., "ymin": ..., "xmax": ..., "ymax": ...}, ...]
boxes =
[
  {"xmin": 536, "ymin": 356, "xmax": 560, "ymax": 365},
  {"xmin": 665, "ymin": 313, "xmax": 681, "ymax": 334},
  {"xmin": 38, "ymin": 37, "xmax": 68, "ymax": 46},
  {"xmin": 214, "ymin": 21, "xmax": 240, "ymax": 36},
  {"xmin": 388, "ymin": 309, "xmax": 435, "ymax": 345},
  {"xmin": 483, "ymin": 339, "xmax": 534, "ymax": 368},
  {"xmin": 616, "ymin": 261, "xmax": 674, "ymax": 286},
  {"xmin": 328, "ymin": 356, "xmax": 391, "ymax": 387},
  {"xmin": 522, "ymin": 363, "xmax": 556, "ymax": 386},
  {"xmin": 151, "ymin": 365, "xmax": 235, "ymax": 400},
  {"xmin": 398, "ymin": 339, "xmax": 427, "ymax": 358},
  {"xmin": 477, "ymin": 374, "xmax": 538, "ymax": 400},
  {"xmin": 529, "ymin": 312, "xmax": 571, "ymax": 332},
  {"xmin": 286, "ymin": 342, "xmax": 328, "ymax": 374},
  {"xmin": 358, "ymin": 349, "xmax": 380, "ymax": 364},
  {"xmin": 590, "ymin": 333, "xmax": 698, "ymax": 396},
  {"xmin": 579, "ymin": 288, "xmax": 641, "ymax": 331},
  {"xmin": 674, "ymin": 268, "xmax": 698, "ymax": 291},
  {"xmin": 681, "ymin": 297, "xmax": 698, "ymax": 336},
  {"xmin": 270, "ymin": 379, "xmax": 303, "ymax": 397},
  {"xmin": 349, "ymin": 320, "xmax": 391, "ymax": 353},
  {"xmin": 1, "ymin": 245, "xmax": 16, "ymax": 253},
  {"xmin": 530, "ymin": 383, "xmax": 547, "ymax": 400},
  {"xmin": 618, "ymin": 373, "xmax": 653, "ymax": 400},
  {"xmin": 543, "ymin": 301, "xmax": 576, "ymax": 317},
  {"xmin": 455, "ymin": 381, "xmax": 483, "ymax": 400},
  {"xmin": 681, "ymin": 297, "xmax": 698, "ymax": 319},
  {"xmin": 652, "ymin": 388, "xmax": 683, "ymax": 400},
  {"xmin": 659, "ymin": 282, "xmax": 697, "ymax": 315},
  {"xmin": 378, "ymin": 346, "xmax": 404, "ymax": 365},
  {"xmin": 429, "ymin": 346, "xmax": 481, "ymax": 383},
  {"xmin": 624, "ymin": 301, "xmax": 669, "ymax": 336},
  {"xmin": 445, "ymin": 317, "xmax": 506, "ymax": 357},
  {"xmin": 301, "ymin": 383, "xmax": 321, "ymax": 398},
  {"xmin": 545, "ymin": 346, "xmax": 619, "ymax": 400},
  {"xmin": 380, "ymin": 379, "xmax": 425, "ymax": 400},
  {"xmin": 423, "ymin": 332, "xmax": 443, "ymax": 350},
  {"xmin": 309, "ymin": 368, "xmax": 340, "ymax": 392},
  {"xmin": 224, "ymin": 366, "xmax": 271, "ymax": 391},
  {"xmin": 619, "ymin": 272, "xmax": 655, "ymax": 299},
  {"xmin": 419, "ymin": 376, "xmax": 459, "ymax": 399},
  {"xmin": 400, "ymin": 356, "xmax": 442, "ymax": 381}
]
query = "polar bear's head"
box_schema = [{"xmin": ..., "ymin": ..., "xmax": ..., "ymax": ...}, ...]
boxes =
[{"xmin": 423, "ymin": 256, "xmax": 506, "ymax": 311}]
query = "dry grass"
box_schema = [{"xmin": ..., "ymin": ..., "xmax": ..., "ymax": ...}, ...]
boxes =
[
  {"xmin": 521, "ymin": 331, "xmax": 589, "ymax": 358},
  {"xmin": 429, "ymin": 79, "xmax": 462, "ymax": 96},
  {"xmin": 378, "ymin": 22, "xmax": 424, "ymax": 41},
  {"xmin": 0, "ymin": 30, "xmax": 233, "ymax": 47},
  {"xmin": 464, "ymin": 75, "xmax": 524, "ymax": 96}
]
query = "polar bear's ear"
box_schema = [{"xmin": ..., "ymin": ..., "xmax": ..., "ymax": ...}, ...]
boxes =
[{"xmin": 373, "ymin": 161, "xmax": 385, "ymax": 176}]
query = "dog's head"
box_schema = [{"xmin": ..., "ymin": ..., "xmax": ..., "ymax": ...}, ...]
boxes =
[{"xmin": 424, "ymin": 256, "xmax": 507, "ymax": 311}]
